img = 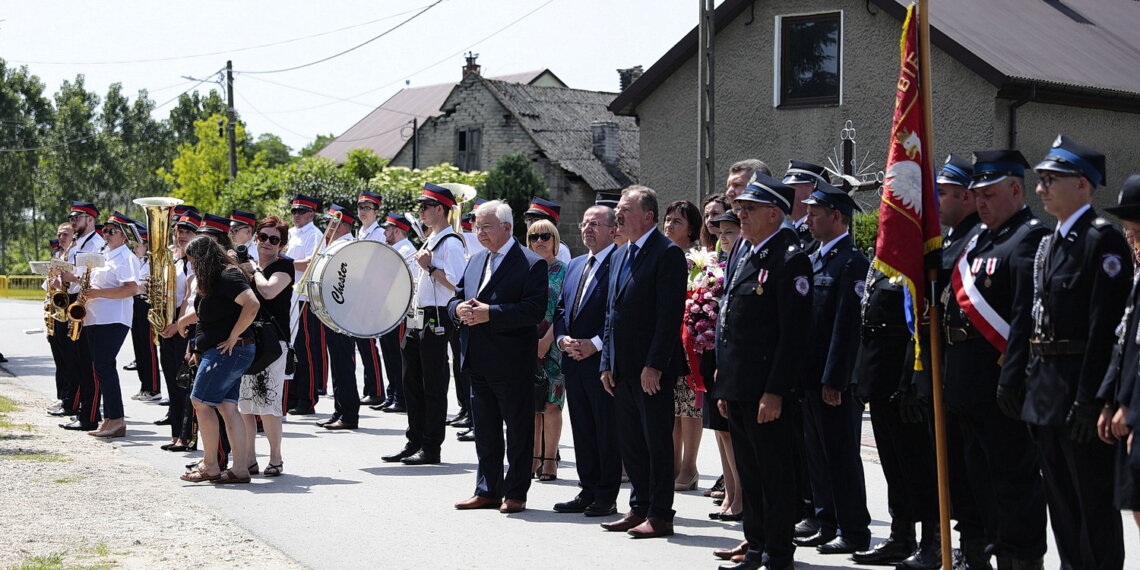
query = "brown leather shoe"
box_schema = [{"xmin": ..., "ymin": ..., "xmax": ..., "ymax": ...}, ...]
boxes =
[
  {"xmin": 454, "ymin": 495, "xmax": 502, "ymax": 510},
  {"xmin": 322, "ymin": 420, "xmax": 358, "ymax": 430},
  {"xmin": 628, "ymin": 517, "xmax": 674, "ymax": 538},
  {"xmin": 600, "ymin": 512, "xmax": 647, "ymax": 532},
  {"xmin": 714, "ymin": 541, "xmax": 749, "ymax": 560},
  {"xmin": 499, "ymin": 498, "xmax": 526, "ymax": 513}
]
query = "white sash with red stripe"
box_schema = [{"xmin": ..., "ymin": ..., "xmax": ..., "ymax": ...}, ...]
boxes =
[{"xmin": 950, "ymin": 235, "xmax": 1008, "ymax": 352}]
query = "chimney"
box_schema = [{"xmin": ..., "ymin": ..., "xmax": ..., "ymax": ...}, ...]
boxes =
[
  {"xmin": 617, "ymin": 66, "xmax": 644, "ymax": 91},
  {"xmin": 463, "ymin": 52, "xmax": 481, "ymax": 78},
  {"xmin": 591, "ymin": 121, "xmax": 620, "ymax": 166}
]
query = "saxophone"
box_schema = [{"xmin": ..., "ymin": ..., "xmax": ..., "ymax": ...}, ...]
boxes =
[
  {"xmin": 134, "ymin": 197, "xmax": 183, "ymax": 345},
  {"xmin": 66, "ymin": 266, "xmax": 92, "ymax": 341}
]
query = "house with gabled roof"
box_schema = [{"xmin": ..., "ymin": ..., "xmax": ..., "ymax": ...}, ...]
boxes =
[{"xmin": 609, "ymin": 0, "xmax": 1140, "ymax": 214}]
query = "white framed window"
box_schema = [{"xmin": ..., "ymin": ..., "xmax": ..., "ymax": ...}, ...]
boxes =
[{"xmin": 773, "ymin": 11, "xmax": 844, "ymax": 108}]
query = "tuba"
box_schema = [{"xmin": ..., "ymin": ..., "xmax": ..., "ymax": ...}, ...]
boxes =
[
  {"xmin": 134, "ymin": 197, "xmax": 183, "ymax": 345},
  {"xmin": 436, "ymin": 182, "xmax": 478, "ymax": 233}
]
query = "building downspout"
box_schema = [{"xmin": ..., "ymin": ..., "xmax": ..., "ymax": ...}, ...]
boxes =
[{"xmin": 1007, "ymin": 84, "xmax": 1036, "ymax": 148}]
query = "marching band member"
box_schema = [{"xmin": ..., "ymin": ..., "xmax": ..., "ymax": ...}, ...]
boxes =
[
  {"xmin": 354, "ymin": 191, "xmax": 387, "ymax": 407},
  {"xmin": 372, "ymin": 213, "xmax": 416, "ymax": 413},
  {"xmin": 285, "ymin": 194, "xmax": 326, "ymax": 416},
  {"xmin": 46, "ymin": 222, "xmax": 77, "ymax": 417},
  {"xmin": 316, "ymin": 204, "xmax": 363, "ymax": 431},
  {"xmin": 58, "ymin": 201, "xmax": 107, "ymax": 431},
  {"xmin": 229, "ymin": 210, "xmax": 260, "ymax": 264},
  {"xmin": 128, "ymin": 219, "xmax": 161, "ymax": 403}
]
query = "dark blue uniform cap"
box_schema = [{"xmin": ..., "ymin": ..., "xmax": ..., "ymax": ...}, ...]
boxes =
[
  {"xmin": 595, "ymin": 192, "xmax": 620, "ymax": 208},
  {"xmin": 291, "ymin": 194, "xmax": 321, "ymax": 212},
  {"xmin": 782, "ymin": 160, "xmax": 831, "ymax": 186},
  {"xmin": 1034, "ymin": 134, "xmax": 1105, "ymax": 187},
  {"xmin": 970, "ymin": 150, "xmax": 1030, "ymax": 189},
  {"xmin": 937, "ymin": 154, "xmax": 974, "ymax": 187},
  {"xmin": 525, "ymin": 197, "xmax": 561, "ymax": 222},
  {"xmin": 328, "ymin": 204, "xmax": 357, "ymax": 225},
  {"xmin": 739, "ymin": 172, "xmax": 795, "ymax": 215},
  {"xmin": 802, "ymin": 180, "xmax": 862, "ymax": 216},
  {"xmin": 1105, "ymin": 174, "xmax": 1140, "ymax": 222}
]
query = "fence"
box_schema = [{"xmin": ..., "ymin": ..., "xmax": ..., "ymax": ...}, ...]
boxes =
[{"xmin": 0, "ymin": 276, "xmax": 47, "ymax": 300}]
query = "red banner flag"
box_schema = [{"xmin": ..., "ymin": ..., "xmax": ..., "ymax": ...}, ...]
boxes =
[{"xmin": 872, "ymin": 3, "xmax": 941, "ymax": 359}]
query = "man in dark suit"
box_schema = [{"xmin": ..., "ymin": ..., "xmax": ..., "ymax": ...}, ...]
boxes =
[
  {"xmin": 552, "ymin": 204, "xmax": 621, "ymax": 517},
  {"xmin": 714, "ymin": 175, "xmax": 811, "ymax": 570},
  {"xmin": 449, "ymin": 200, "xmax": 547, "ymax": 515},
  {"xmin": 945, "ymin": 150, "xmax": 1048, "ymax": 569},
  {"xmin": 794, "ymin": 181, "xmax": 872, "ymax": 555},
  {"xmin": 1025, "ymin": 136, "xmax": 1129, "ymax": 570},
  {"xmin": 599, "ymin": 185, "xmax": 688, "ymax": 539}
]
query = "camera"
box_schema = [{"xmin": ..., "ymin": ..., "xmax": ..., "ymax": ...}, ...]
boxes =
[{"xmin": 235, "ymin": 245, "xmax": 250, "ymax": 264}]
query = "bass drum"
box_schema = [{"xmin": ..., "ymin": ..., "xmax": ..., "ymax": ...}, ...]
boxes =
[{"xmin": 305, "ymin": 240, "xmax": 413, "ymax": 338}]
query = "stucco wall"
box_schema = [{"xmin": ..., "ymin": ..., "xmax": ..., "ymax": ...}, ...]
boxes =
[{"xmin": 635, "ymin": 0, "xmax": 1006, "ymax": 210}]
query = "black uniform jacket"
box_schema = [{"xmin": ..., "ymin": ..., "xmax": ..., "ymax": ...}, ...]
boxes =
[
  {"xmin": 802, "ymin": 234, "xmax": 869, "ymax": 392},
  {"xmin": 944, "ymin": 207, "xmax": 1046, "ymax": 408},
  {"xmin": 715, "ymin": 229, "xmax": 812, "ymax": 401},
  {"xmin": 1025, "ymin": 208, "xmax": 1132, "ymax": 425}
]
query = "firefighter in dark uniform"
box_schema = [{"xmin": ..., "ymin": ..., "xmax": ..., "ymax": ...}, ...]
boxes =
[
  {"xmin": 713, "ymin": 174, "xmax": 810, "ymax": 570},
  {"xmin": 793, "ymin": 181, "xmax": 871, "ymax": 555},
  {"xmin": 781, "ymin": 160, "xmax": 830, "ymax": 247},
  {"xmin": 1023, "ymin": 136, "xmax": 1128, "ymax": 570},
  {"xmin": 944, "ymin": 150, "xmax": 1047, "ymax": 570},
  {"xmin": 850, "ymin": 263, "xmax": 939, "ymax": 568},
  {"xmin": 926, "ymin": 154, "xmax": 989, "ymax": 569}
]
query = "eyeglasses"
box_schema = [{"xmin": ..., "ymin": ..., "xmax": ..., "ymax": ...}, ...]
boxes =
[
  {"xmin": 228, "ymin": 226, "xmax": 245, "ymax": 234},
  {"xmin": 1038, "ymin": 172, "xmax": 1078, "ymax": 189},
  {"xmin": 418, "ymin": 201, "xmax": 440, "ymax": 211},
  {"xmin": 256, "ymin": 232, "xmax": 282, "ymax": 245},
  {"xmin": 475, "ymin": 222, "xmax": 506, "ymax": 234},
  {"xmin": 577, "ymin": 221, "xmax": 614, "ymax": 230},
  {"xmin": 357, "ymin": 204, "xmax": 378, "ymax": 211},
  {"xmin": 528, "ymin": 232, "xmax": 553, "ymax": 242}
]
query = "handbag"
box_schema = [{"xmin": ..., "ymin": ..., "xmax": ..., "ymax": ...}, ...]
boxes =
[{"xmin": 246, "ymin": 312, "xmax": 287, "ymax": 375}]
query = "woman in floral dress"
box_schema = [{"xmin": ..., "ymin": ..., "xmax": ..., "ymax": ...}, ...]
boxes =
[{"xmin": 529, "ymin": 219, "xmax": 567, "ymax": 481}]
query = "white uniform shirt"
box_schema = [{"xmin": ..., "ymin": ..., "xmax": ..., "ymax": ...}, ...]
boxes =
[
  {"xmin": 414, "ymin": 227, "xmax": 466, "ymax": 309},
  {"xmin": 358, "ymin": 221, "xmax": 384, "ymax": 242},
  {"xmin": 286, "ymin": 222, "xmax": 323, "ymax": 302},
  {"xmin": 67, "ymin": 230, "xmax": 107, "ymax": 294},
  {"xmin": 85, "ymin": 243, "xmax": 140, "ymax": 327}
]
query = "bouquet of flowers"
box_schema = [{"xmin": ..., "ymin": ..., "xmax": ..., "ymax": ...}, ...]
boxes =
[{"xmin": 681, "ymin": 248, "xmax": 725, "ymax": 392}]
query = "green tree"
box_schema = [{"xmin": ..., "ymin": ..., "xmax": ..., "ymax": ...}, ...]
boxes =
[
  {"xmin": 161, "ymin": 113, "xmax": 250, "ymax": 214},
  {"xmin": 481, "ymin": 153, "xmax": 548, "ymax": 239},
  {"xmin": 344, "ymin": 148, "xmax": 386, "ymax": 182},
  {"xmin": 252, "ymin": 133, "xmax": 293, "ymax": 167},
  {"xmin": 0, "ymin": 61, "xmax": 53, "ymax": 273},
  {"xmin": 852, "ymin": 207, "xmax": 880, "ymax": 256},
  {"xmin": 166, "ymin": 90, "xmax": 226, "ymax": 147},
  {"xmin": 300, "ymin": 133, "xmax": 336, "ymax": 157}
]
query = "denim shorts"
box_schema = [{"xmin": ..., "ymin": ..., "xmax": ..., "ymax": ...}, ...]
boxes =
[{"xmin": 190, "ymin": 345, "xmax": 256, "ymax": 407}]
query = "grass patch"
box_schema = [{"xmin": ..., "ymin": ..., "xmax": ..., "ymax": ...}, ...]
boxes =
[
  {"xmin": 9, "ymin": 552, "xmax": 64, "ymax": 569},
  {"xmin": 0, "ymin": 418, "xmax": 35, "ymax": 431},
  {"xmin": 0, "ymin": 395, "xmax": 18, "ymax": 413},
  {"xmin": 53, "ymin": 475, "xmax": 84, "ymax": 484},
  {"xmin": 0, "ymin": 452, "xmax": 67, "ymax": 462}
]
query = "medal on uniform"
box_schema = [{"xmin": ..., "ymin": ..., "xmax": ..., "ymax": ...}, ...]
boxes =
[
  {"xmin": 756, "ymin": 269, "xmax": 768, "ymax": 295},
  {"xmin": 984, "ymin": 258, "xmax": 997, "ymax": 288}
]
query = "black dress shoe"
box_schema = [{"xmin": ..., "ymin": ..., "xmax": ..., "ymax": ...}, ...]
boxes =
[
  {"xmin": 359, "ymin": 396, "xmax": 385, "ymax": 405},
  {"xmin": 123, "ymin": 360, "xmax": 137, "ymax": 371},
  {"xmin": 323, "ymin": 420, "xmax": 358, "ymax": 430},
  {"xmin": 287, "ymin": 406, "xmax": 316, "ymax": 415},
  {"xmin": 60, "ymin": 419, "xmax": 98, "ymax": 430},
  {"xmin": 447, "ymin": 411, "xmax": 468, "ymax": 425},
  {"xmin": 450, "ymin": 417, "xmax": 473, "ymax": 429},
  {"xmin": 717, "ymin": 512, "xmax": 744, "ymax": 522},
  {"xmin": 553, "ymin": 495, "xmax": 592, "ymax": 513},
  {"xmin": 852, "ymin": 536, "xmax": 918, "ymax": 565},
  {"xmin": 159, "ymin": 398, "xmax": 170, "ymax": 406},
  {"xmin": 381, "ymin": 448, "xmax": 418, "ymax": 463},
  {"xmin": 793, "ymin": 531, "xmax": 836, "ymax": 547},
  {"xmin": 382, "ymin": 404, "xmax": 406, "ymax": 413},
  {"xmin": 48, "ymin": 407, "xmax": 75, "ymax": 417},
  {"xmin": 584, "ymin": 500, "xmax": 617, "ymax": 517},
  {"xmin": 718, "ymin": 560, "xmax": 762, "ymax": 570},
  {"xmin": 315, "ymin": 416, "xmax": 340, "ymax": 427},
  {"xmin": 895, "ymin": 544, "xmax": 941, "ymax": 569},
  {"xmin": 153, "ymin": 415, "xmax": 171, "ymax": 426},
  {"xmin": 457, "ymin": 428, "xmax": 475, "ymax": 442},
  {"xmin": 817, "ymin": 536, "xmax": 870, "ymax": 555},
  {"xmin": 794, "ymin": 517, "xmax": 821, "ymax": 538},
  {"xmin": 401, "ymin": 450, "xmax": 440, "ymax": 465}
]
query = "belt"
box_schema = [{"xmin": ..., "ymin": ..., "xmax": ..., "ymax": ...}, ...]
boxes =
[
  {"xmin": 1029, "ymin": 338, "xmax": 1085, "ymax": 356},
  {"xmin": 418, "ymin": 306, "xmax": 448, "ymax": 314},
  {"xmin": 944, "ymin": 326, "xmax": 978, "ymax": 345},
  {"xmin": 861, "ymin": 324, "xmax": 909, "ymax": 339},
  {"xmin": 234, "ymin": 337, "xmax": 256, "ymax": 347}
]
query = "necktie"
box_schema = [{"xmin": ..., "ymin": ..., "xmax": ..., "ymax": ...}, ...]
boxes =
[
  {"xmin": 571, "ymin": 255, "xmax": 596, "ymax": 319},
  {"xmin": 479, "ymin": 251, "xmax": 500, "ymax": 293},
  {"xmin": 810, "ymin": 250, "xmax": 824, "ymax": 274},
  {"xmin": 618, "ymin": 244, "xmax": 638, "ymax": 288}
]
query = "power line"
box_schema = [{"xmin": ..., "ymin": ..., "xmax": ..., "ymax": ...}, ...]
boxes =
[
  {"xmin": 237, "ymin": 0, "xmax": 446, "ymax": 75},
  {"xmin": 0, "ymin": 133, "xmax": 97, "ymax": 153},
  {"xmin": 7, "ymin": 5, "xmax": 440, "ymax": 66}
]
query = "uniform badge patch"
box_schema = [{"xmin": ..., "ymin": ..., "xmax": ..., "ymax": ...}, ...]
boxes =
[
  {"xmin": 854, "ymin": 280, "xmax": 866, "ymax": 298},
  {"xmin": 794, "ymin": 275, "xmax": 810, "ymax": 296},
  {"xmin": 1103, "ymin": 253, "xmax": 1123, "ymax": 278}
]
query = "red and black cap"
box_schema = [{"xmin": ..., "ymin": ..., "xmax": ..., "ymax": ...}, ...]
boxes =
[
  {"xmin": 328, "ymin": 204, "xmax": 357, "ymax": 225},
  {"xmin": 461, "ymin": 213, "xmax": 474, "ymax": 231},
  {"xmin": 197, "ymin": 213, "xmax": 230, "ymax": 235},
  {"xmin": 384, "ymin": 212, "xmax": 412, "ymax": 233},
  {"xmin": 357, "ymin": 191, "xmax": 383, "ymax": 208},
  {"xmin": 70, "ymin": 201, "xmax": 99, "ymax": 218},
  {"xmin": 418, "ymin": 183, "xmax": 456, "ymax": 209},
  {"xmin": 229, "ymin": 210, "xmax": 257, "ymax": 228},
  {"xmin": 175, "ymin": 210, "xmax": 202, "ymax": 230},
  {"xmin": 525, "ymin": 197, "xmax": 561, "ymax": 222},
  {"xmin": 291, "ymin": 194, "xmax": 320, "ymax": 212}
]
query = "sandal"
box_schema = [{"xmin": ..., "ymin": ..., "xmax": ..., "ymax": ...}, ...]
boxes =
[
  {"xmin": 249, "ymin": 462, "xmax": 259, "ymax": 475},
  {"xmin": 180, "ymin": 467, "xmax": 221, "ymax": 483},
  {"xmin": 538, "ymin": 457, "xmax": 557, "ymax": 482},
  {"xmin": 211, "ymin": 469, "xmax": 251, "ymax": 484},
  {"xmin": 264, "ymin": 462, "xmax": 283, "ymax": 477}
]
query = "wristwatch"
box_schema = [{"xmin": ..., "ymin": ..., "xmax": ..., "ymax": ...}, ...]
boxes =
[{"xmin": 427, "ymin": 266, "xmax": 440, "ymax": 276}]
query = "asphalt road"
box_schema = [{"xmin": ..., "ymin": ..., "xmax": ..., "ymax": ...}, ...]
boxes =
[{"xmin": 1, "ymin": 297, "xmax": 1134, "ymax": 569}]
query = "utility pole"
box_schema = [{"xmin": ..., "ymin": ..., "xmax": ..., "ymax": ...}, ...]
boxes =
[
  {"xmin": 697, "ymin": 0, "xmax": 715, "ymax": 203},
  {"xmin": 226, "ymin": 60, "xmax": 238, "ymax": 180}
]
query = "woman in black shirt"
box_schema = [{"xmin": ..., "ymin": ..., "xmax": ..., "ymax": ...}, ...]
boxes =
[
  {"xmin": 177, "ymin": 236, "xmax": 260, "ymax": 484},
  {"xmin": 237, "ymin": 216, "xmax": 294, "ymax": 477}
]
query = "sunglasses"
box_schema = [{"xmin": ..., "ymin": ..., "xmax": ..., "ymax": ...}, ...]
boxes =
[
  {"xmin": 103, "ymin": 227, "xmax": 121, "ymax": 236},
  {"xmin": 256, "ymin": 232, "xmax": 282, "ymax": 245},
  {"xmin": 528, "ymin": 232, "xmax": 553, "ymax": 242},
  {"xmin": 418, "ymin": 201, "xmax": 440, "ymax": 211},
  {"xmin": 291, "ymin": 208, "xmax": 312, "ymax": 215}
]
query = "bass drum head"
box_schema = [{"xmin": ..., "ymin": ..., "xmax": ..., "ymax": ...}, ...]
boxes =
[{"xmin": 310, "ymin": 240, "xmax": 413, "ymax": 337}]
